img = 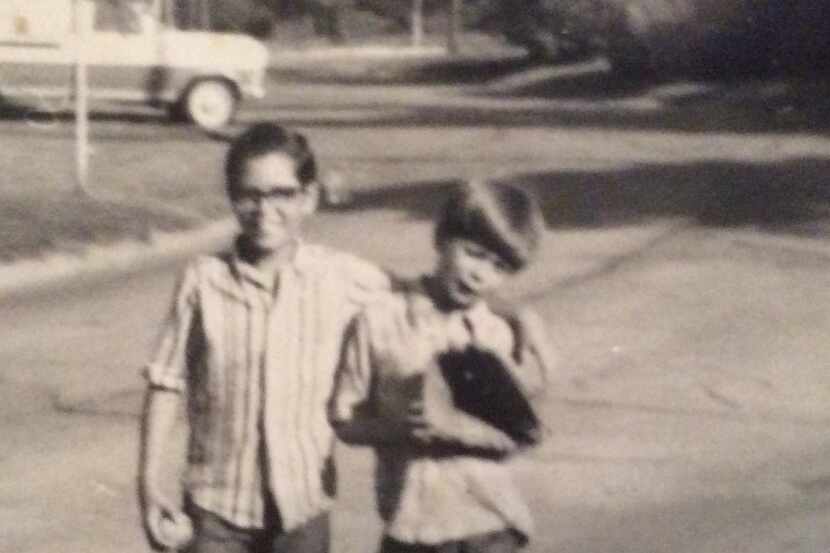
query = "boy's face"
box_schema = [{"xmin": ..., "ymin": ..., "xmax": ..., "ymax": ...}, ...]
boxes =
[
  {"xmin": 231, "ymin": 152, "xmax": 317, "ymax": 253},
  {"xmin": 435, "ymin": 238, "xmax": 513, "ymax": 308}
]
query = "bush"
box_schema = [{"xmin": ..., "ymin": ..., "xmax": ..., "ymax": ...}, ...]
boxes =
[
  {"xmin": 463, "ymin": 0, "xmax": 830, "ymax": 78},
  {"xmin": 464, "ymin": 0, "xmax": 615, "ymax": 62},
  {"xmin": 353, "ymin": 0, "xmax": 446, "ymax": 29},
  {"xmin": 774, "ymin": 0, "xmax": 830, "ymax": 74},
  {"xmin": 604, "ymin": 0, "xmax": 776, "ymax": 77},
  {"xmin": 244, "ymin": 6, "xmax": 277, "ymax": 39},
  {"xmin": 604, "ymin": 0, "xmax": 830, "ymax": 78}
]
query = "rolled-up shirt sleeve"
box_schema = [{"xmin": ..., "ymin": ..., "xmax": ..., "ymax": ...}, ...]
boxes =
[
  {"xmin": 143, "ymin": 263, "xmax": 199, "ymax": 393},
  {"xmin": 341, "ymin": 253, "xmax": 390, "ymax": 308}
]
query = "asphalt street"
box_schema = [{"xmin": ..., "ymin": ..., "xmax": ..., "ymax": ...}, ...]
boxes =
[{"xmin": 3, "ymin": 64, "xmax": 830, "ymax": 552}]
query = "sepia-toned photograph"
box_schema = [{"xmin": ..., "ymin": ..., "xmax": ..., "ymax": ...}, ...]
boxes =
[{"xmin": 2, "ymin": 1, "xmax": 830, "ymax": 552}]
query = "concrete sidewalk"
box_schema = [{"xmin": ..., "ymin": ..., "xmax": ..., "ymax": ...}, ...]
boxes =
[{"xmin": 4, "ymin": 200, "xmax": 830, "ymax": 553}]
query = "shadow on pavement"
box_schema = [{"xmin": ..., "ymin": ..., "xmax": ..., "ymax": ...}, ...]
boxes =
[
  {"xmin": 0, "ymin": 101, "xmax": 167, "ymax": 125},
  {"xmin": 0, "ymin": 100, "xmax": 239, "ymax": 144},
  {"xmin": 341, "ymin": 158, "xmax": 830, "ymax": 237}
]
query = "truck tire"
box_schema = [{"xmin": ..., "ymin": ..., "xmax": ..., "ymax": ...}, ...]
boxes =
[{"xmin": 183, "ymin": 79, "xmax": 238, "ymax": 131}]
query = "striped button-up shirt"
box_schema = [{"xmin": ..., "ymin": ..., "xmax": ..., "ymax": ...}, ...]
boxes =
[
  {"xmin": 330, "ymin": 278, "xmax": 547, "ymax": 545},
  {"xmin": 145, "ymin": 241, "xmax": 389, "ymax": 530}
]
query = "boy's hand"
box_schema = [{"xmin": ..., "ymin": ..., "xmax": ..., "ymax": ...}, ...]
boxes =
[
  {"xmin": 411, "ymin": 416, "xmax": 519, "ymax": 455},
  {"xmin": 140, "ymin": 486, "xmax": 190, "ymax": 551},
  {"xmin": 394, "ymin": 396, "xmax": 476, "ymax": 449},
  {"xmin": 403, "ymin": 400, "xmax": 436, "ymax": 444}
]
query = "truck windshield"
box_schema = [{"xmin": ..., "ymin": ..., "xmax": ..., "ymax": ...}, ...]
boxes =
[
  {"xmin": 93, "ymin": 0, "xmax": 149, "ymax": 33},
  {"xmin": 168, "ymin": 0, "xmax": 211, "ymax": 31}
]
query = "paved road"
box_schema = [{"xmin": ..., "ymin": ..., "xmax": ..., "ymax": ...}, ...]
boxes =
[
  {"xmin": 4, "ymin": 204, "xmax": 830, "ymax": 553},
  {"xmin": 3, "ymin": 65, "xmax": 830, "ymax": 552}
]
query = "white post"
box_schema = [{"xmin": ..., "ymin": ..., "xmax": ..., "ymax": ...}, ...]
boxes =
[
  {"xmin": 74, "ymin": 0, "xmax": 90, "ymax": 194},
  {"xmin": 411, "ymin": 0, "xmax": 424, "ymax": 48},
  {"xmin": 447, "ymin": 0, "xmax": 461, "ymax": 55},
  {"xmin": 160, "ymin": 0, "xmax": 173, "ymax": 28},
  {"xmin": 201, "ymin": 0, "xmax": 211, "ymax": 30}
]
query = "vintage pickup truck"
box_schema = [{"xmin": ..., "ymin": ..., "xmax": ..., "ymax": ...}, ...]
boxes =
[{"xmin": 0, "ymin": 0, "xmax": 269, "ymax": 130}]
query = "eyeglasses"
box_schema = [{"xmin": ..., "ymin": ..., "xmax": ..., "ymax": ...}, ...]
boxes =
[{"xmin": 233, "ymin": 187, "xmax": 304, "ymax": 208}]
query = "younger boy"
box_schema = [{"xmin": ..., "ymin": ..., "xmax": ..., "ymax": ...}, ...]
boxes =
[{"xmin": 329, "ymin": 179, "xmax": 553, "ymax": 553}]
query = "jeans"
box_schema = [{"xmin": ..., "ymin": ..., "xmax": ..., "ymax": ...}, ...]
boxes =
[
  {"xmin": 378, "ymin": 530, "xmax": 522, "ymax": 553},
  {"xmin": 184, "ymin": 502, "xmax": 330, "ymax": 553}
]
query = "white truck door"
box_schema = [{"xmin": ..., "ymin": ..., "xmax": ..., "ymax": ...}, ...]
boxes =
[{"xmin": 0, "ymin": 0, "xmax": 73, "ymax": 99}]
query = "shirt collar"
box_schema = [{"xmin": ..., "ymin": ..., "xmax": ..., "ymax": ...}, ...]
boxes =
[{"xmin": 230, "ymin": 237, "xmax": 313, "ymax": 291}]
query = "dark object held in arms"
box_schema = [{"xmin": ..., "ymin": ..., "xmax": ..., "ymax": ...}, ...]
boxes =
[{"xmin": 437, "ymin": 346, "xmax": 541, "ymax": 446}]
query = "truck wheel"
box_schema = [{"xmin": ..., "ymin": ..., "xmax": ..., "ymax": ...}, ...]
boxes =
[{"xmin": 183, "ymin": 80, "xmax": 238, "ymax": 131}]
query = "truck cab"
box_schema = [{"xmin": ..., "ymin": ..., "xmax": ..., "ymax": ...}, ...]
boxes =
[{"xmin": 0, "ymin": 0, "xmax": 269, "ymax": 130}]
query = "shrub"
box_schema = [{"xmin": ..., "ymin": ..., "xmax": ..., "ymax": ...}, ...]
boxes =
[
  {"xmin": 604, "ymin": 0, "xmax": 830, "ymax": 77},
  {"xmin": 464, "ymin": 0, "xmax": 615, "ymax": 62},
  {"xmin": 774, "ymin": 0, "xmax": 830, "ymax": 74}
]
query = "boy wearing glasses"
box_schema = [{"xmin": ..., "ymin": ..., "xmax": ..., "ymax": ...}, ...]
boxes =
[{"xmin": 138, "ymin": 122, "xmax": 390, "ymax": 553}]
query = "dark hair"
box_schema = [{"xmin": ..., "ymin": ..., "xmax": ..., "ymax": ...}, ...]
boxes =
[
  {"xmin": 434, "ymin": 180, "xmax": 545, "ymax": 271},
  {"xmin": 225, "ymin": 122, "xmax": 317, "ymax": 199}
]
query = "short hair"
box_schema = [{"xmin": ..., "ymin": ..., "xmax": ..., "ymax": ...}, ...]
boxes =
[
  {"xmin": 225, "ymin": 122, "xmax": 317, "ymax": 199},
  {"xmin": 434, "ymin": 180, "xmax": 545, "ymax": 272}
]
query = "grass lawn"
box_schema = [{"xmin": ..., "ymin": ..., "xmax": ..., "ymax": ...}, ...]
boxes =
[{"xmin": 0, "ymin": 129, "xmax": 230, "ymax": 262}]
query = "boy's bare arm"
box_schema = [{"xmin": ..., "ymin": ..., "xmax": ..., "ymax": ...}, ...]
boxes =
[
  {"xmin": 420, "ymin": 368, "xmax": 519, "ymax": 455},
  {"xmin": 420, "ymin": 407, "xmax": 518, "ymax": 455},
  {"xmin": 518, "ymin": 308, "xmax": 557, "ymax": 395},
  {"xmin": 333, "ymin": 392, "xmax": 516, "ymax": 454},
  {"xmin": 138, "ymin": 387, "xmax": 182, "ymax": 550},
  {"xmin": 490, "ymin": 304, "xmax": 557, "ymax": 397}
]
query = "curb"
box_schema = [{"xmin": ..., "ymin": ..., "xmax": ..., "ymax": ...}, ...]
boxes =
[
  {"xmin": 269, "ymin": 45, "xmax": 447, "ymax": 67},
  {"xmin": 0, "ymin": 218, "xmax": 237, "ymax": 299},
  {"xmin": 724, "ymin": 227, "xmax": 830, "ymax": 259}
]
